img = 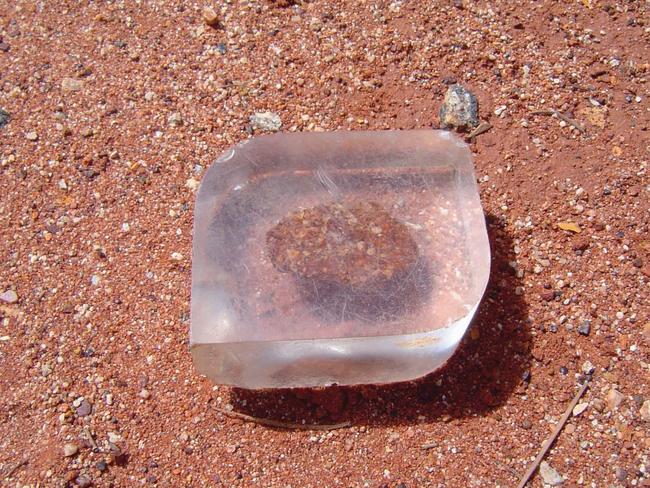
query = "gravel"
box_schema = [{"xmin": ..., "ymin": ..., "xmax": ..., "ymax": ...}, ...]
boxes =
[
  {"xmin": 63, "ymin": 443, "xmax": 79, "ymax": 457},
  {"xmin": 572, "ymin": 402, "xmax": 589, "ymax": 417},
  {"xmin": 76, "ymin": 474, "xmax": 92, "ymax": 487},
  {"xmin": 203, "ymin": 6, "xmax": 220, "ymax": 27},
  {"xmin": 606, "ymin": 389, "xmax": 624, "ymax": 411},
  {"xmin": 0, "ymin": 108, "xmax": 9, "ymax": 129},
  {"xmin": 577, "ymin": 321, "xmax": 590, "ymax": 336},
  {"xmin": 250, "ymin": 111, "xmax": 282, "ymax": 132},
  {"xmin": 61, "ymin": 77, "xmax": 83, "ymax": 92},
  {"xmin": 615, "ymin": 467, "xmax": 628, "ymax": 481},
  {"xmin": 168, "ymin": 112, "xmax": 183, "ymax": 127},
  {"xmin": 76, "ymin": 399, "xmax": 92, "ymax": 417},
  {"xmin": 439, "ymin": 84, "xmax": 479, "ymax": 130},
  {"xmin": 581, "ymin": 361, "xmax": 595, "ymax": 375},
  {"xmin": 0, "ymin": 290, "xmax": 18, "ymax": 303},
  {"xmin": 640, "ymin": 400, "xmax": 650, "ymax": 421},
  {"xmin": 539, "ymin": 461, "xmax": 564, "ymax": 486},
  {"xmin": 592, "ymin": 398, "xmax": 606, "ymax": 413}
]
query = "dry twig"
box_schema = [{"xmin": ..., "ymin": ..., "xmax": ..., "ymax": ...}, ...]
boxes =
[
  {"xmin": 466, "ymin": 122, "xmax": 492, "ymax": 141},
  {"xmin": 516, "ymin": 379, "xmax": 590, "ymax": 488},
  {"xmin": 216, "ymin": 407, "xmax": 351, "ymax": 431},
  {"xmin": 5, "ymin": 459, "xmax": 28, "ymax": 478},
  {"xmin": 530, "ymin": 109, "xmax": 586, "ymax": 133}
]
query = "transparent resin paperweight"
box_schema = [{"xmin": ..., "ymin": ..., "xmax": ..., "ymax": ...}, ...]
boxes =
[{"xmin": 191, "ymin": 130, "xmax": 490, "ymax": 389}]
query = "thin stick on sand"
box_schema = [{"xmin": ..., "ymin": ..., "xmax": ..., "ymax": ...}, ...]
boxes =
[{"xmin": 516, "ymin": 379, "xmax": 590, "ymax": 488}]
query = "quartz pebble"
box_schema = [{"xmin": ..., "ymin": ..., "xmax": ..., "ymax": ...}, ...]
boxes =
[
  {"xmin": 250, "ymin": 111, "xmax": 282, "ymax": 132},
  {"xmin": 539, "ymin": 461, "xmax": 564, "ymax": 486},
  {"xmin": 0, "ymin": 290, "xmax": 18, "ymax": 303},
  {"xmin": 63, "ymin": 443, "xmax": 79, "ymax": 457},
  {"xmin": 606, "ymin": 389, "xmax": 624, "ymax": 411},
  {"xmin": 107, "ymin": 432, "xmax": 122, "ymax": 443},
  {"xmin": 61, "ymin": 77, "xmax": 83, "ymax": 92},
  {"xmin": 186, "ymin": 178, "xmax": 200, "ymax": 191},
  {"xmin": 168, "ymin": 112, "xmax": 183, "ymax": 127},
  {"xmin": 581, "ymin": 361, "xmax": 595, "ymax": 375},
  {"xmin": 572, "ymin": 402, "xmax": 588, "ymax": 417}
]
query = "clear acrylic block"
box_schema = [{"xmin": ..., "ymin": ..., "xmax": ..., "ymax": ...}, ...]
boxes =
[{"xmin": 191, "ymin": 130, "xmax": 490, "ymax": 389}]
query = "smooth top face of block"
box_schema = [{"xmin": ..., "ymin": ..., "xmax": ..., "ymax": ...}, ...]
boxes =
[{"xmin": 191, "ymin": 130, "xmax": 489, "ymax": 348}]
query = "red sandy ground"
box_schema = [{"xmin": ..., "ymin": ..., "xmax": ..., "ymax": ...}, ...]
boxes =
[{"xmin": 0, "ymin": 1, "xmax": 648, "ymax": 487}]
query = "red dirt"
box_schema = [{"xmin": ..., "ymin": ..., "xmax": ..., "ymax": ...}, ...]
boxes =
[{"xmin": 1, "ymin": 1, "xmax": 648, "ymax": 487}]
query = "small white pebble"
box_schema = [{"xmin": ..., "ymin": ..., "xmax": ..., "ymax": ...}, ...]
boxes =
[
  {"xmin": 581, "ymin": 361, "xmax": 595, "ymax": 375},
  {"xmin": 121, "ymin": 222, "xmax": 130, "ymax": 232},
  {"xmin": 107, "ymin": 432, "xmax": 122, "ymax": 443},
  {"xmin": 186, "ymin": 178, "xmax": 199, "ymax": 191},
  {"xmin": 63, "ymin": 443, "xmax": 78, "ymax": 457},
  {"xmin": 573, "ymin": 402, "xmax": 589, "ymax": 417}
]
